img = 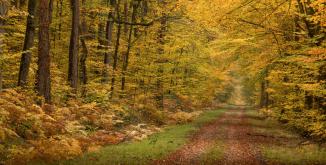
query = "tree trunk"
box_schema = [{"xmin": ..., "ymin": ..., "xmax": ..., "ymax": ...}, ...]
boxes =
[
  {"xmin": 49, "ymin": 0, "xmax": 53, "ymax": 22},
  {"xmin": 110, "ymin": 0, "xmax": 122, "ymax": 98},
  {"xmin": 265, "ymin": 69, "xmax": 269, "ymax": 109},
  {"xmin": 0, "ymin": 0, "xmax": 8, "ymax": 92},
  {"xmin": 103, "ymin": 0, "xmax": 115, "ymax": 82},
  {"xmin": 79, "ymin": 0, "xmax": 88, "ymax": 86},
  {"xmin": 0, "ymin": 1, "xmax": 9, "ymax": 92},
  {"xmin": 121, "ymin": 0, "xmax": 139, "ymax": 91},
  {"xmin": 0, "ymin": 64, "xmax": 2, "ymax": 92},
  {"xmin": 260, "ymin": 81, "xmax": 266, "ymax": 108},
  {"xmin": 156, "ymin": 9, "xmax": 167, "ymax": 109},
  {"xmin": 68, "ymin": 0, "xmax": 80, "ymax": 93},
  {"xmin": 35, "ymin": 0, "xmax": 52, "ymax": 103},
  {"xmin": 18, "ymin": 0, "xmax": 37, "ymax": 87},
  {"xmin": 123, "ymin": 0, "xmax": 128, "ymax": 34},
  {"xmin": 58, "ymin": 0, "xmax": 63, "ymax": 40},
  {"xmin": 317, "ymin": 63, "xmax": 326, "ymax": 111}
]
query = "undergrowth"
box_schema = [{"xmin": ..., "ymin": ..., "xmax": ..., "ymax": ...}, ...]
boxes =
[
  {"xmin": 38, "ymin": 109, "xmax": 226, "ymax": 165},
  {"xmin": 246, "ymin": 109, "xmax": 326, "ymax": 165}
]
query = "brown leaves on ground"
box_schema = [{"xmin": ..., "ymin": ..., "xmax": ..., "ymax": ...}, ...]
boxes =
[{"xmin": 153, "ymin": 108, "xmax": 265, "ymax": 165}]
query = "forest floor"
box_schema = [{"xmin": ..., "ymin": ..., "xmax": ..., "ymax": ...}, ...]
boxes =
[
  {"xmin": 53, "ymin": 105, "xmax": 326, "ymax": 165},
  {"xmin": 153, "ymin": 106, "xmax": 264, "ymax": 165},
  {"xmin": 37, "ymin": 83, "xmax": 326, "ymax": 165},
  {"xmin": 153, "ymin": 106, "xmax": 326, "ymax": 165}
]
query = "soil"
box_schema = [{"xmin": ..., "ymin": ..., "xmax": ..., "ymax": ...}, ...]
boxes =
[{"xmin": 152, "ymin": 107, "xmax": 266, "ymax": 165}]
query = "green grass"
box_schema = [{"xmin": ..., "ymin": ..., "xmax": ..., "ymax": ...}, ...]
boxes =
[
  {"xmin": 246, "ymin": 110, "xmax": 296, "ymax": 139},
  {"xmin": 246, "ymin": 109, "xmax": 326, "ymax": 165},
  {"xmin": 35, "ymin": 109, "xmax": 225, "ymax": 165},
  {"xmin": 262, "ymin": 145, "xmax": 326, "ymax": 165}
]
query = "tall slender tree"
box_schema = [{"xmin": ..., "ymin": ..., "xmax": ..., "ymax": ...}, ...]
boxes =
[
  {"xmin": 110, "ymin": 0, "xmax": 122, "ymax": 97},
  {"xmin": 123, "ymin": 0, "xmax": 128, "ymax": 34},
  {"xmin": 103, "ymin": 0, "xmax": 116, "ymax": 82},
  {"xmin": 0, "ymin": 0, "xmax": 8, "ymax": 92},
  {"xmin": 79, "ymin": 0, "xmax": 88, "ymax": 86},
  {"xmin": 156, "ymin": 1, "xmax": 167, "ymax": 109},
  {"xmin": 68, "ymin": 0, "xmax": 80, "ymax": 93},
  {"xmin": 18, "ymin": 0, "xmax": 37, "ymax": 87},
  {"xmin": 121, "ymin": 0, "xmax": 139, "ymax": 91},
  {"xmin": 35, "ymin": 0, "xmax": 52, "ymax": 103}
]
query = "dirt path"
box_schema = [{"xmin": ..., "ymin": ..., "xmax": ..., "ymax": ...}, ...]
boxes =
[
  {"xmin": 153, "ymin": 107, "xmax": 265, "ymax": 165},
  {"xmin": 219, "ymin": 108, "xmax": 264, "ymax": 165}
]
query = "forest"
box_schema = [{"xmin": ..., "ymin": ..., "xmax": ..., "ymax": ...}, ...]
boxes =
[{"xmin": 0, "ymin": 0, "xmax": 325, "ymax": 164}]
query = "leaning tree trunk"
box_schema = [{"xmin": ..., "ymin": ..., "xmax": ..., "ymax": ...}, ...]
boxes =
[
  {"xmin": 18, "ymin": 0, "xmax": 37, "ymax": 87},
  {"xmin": 68, "ymin": 0, "xmax": 80, "ymax": 93},
  {"xmin": 36, "ymin": 0, "xmax": 52, "ymax": 103}
]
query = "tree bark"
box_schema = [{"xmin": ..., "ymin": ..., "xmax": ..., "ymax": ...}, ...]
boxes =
[
  {"xmin": 49, "ymin": 0, "xmax": 53, "ymax": 22},
  {"xmin": 79, "ymin": 0, "xmax": 88, "ymax": 86},
  {"xmin": 317, "ymin": 63, "xmax": 326, "ymax": 111},
  {"xmin": 156, "ymin": 5, "xmax": 167, "ymax": 109},
  {"xmin": 35, "ymin": 0, "xmax": 52, "ymax": 103},
  {"xmin": 18, "ymin": 0, "xmax": 37, "ymax": 87},
  {"xmin": 58, "ymin": 0, "xmax": 63, "ymax": 40},
  {"xmin": 121, "ymin": 0, "xmax": 139, "ymax": 91},
  {"xmin": 110, "ymin": 0, "xmax": 122, "ymax": 98},
  {"xmin": 0, "ymin": 0, "xmax": 8, "ymax": 92},
  {"xmin": 260, "ymin": 81, "xmax": 265, "ymax": 108},
  {"xmin": 103, "ymin": 0, "xmax": 115, "ymax": 82},
  {"xmin": 123, "ymin": 0, "xmax": 128, "ymax": 34},
  {"xmin": 68, "ymin": 0, "xmax": 80, "ymax": 93}
]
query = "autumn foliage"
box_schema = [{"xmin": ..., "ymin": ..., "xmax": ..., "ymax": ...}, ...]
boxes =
[{"xmin": 0, "ymin": 0, "xmax": 325, "ymax": 164}]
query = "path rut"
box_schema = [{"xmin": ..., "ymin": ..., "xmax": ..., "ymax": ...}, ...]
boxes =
[{"xmin": 153, "ymin": 107, "xmax": 265, "ymax": 165}]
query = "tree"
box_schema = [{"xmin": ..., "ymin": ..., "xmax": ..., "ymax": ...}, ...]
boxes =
[
  {"xmin": 35, "ymin": 0, "xmax": 52, "ymax": 103},
  {"xmin": 103, "ymin": 0, "xmax": 116, "ymax": 82},
  {"xmin": 68, "ymin": 0, "xmax": 80, "ymax": 93},
  {"xmin": 155, "ymin": 2, "xmax": 167, "ymax": 109},
  {"xmin": 18, "ymin": 0, "xmax": 37, "ymax": 87},
  {"xmin": 110, "ymin": 0, "xmax": 122, "ymax": 97},
  {"xmin": 79, "ymin": 0, "xmax": 88, "ymax": 86},
  {"xmin": 0, "ymin": 0, "xmax": 8, "ymax": 92},
  {"xmin": 121, "ymin": 0, "xmax": 140, "ymax": 91}
]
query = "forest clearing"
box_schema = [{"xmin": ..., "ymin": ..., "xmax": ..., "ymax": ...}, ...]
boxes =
[{"xmin": 0, "ymin": 0, "xmax": 325, "ymax": 164}]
